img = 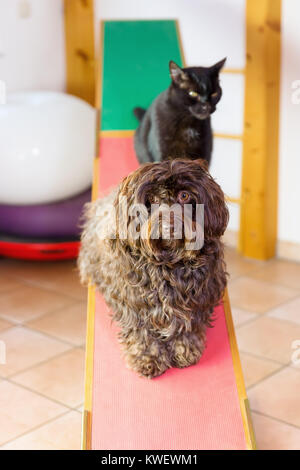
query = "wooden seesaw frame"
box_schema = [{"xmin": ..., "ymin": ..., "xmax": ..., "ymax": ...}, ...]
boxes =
[{"xmin": 82, "ymin": 21, "xmax": 255, "ymax": 450}]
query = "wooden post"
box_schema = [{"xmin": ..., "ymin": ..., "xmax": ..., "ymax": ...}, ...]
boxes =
[
  {"xmin": 64, "ymin": 0, "xmax": 95, "ymax": 106},
  {"xmin": 239, "ymin": 0, "xmax": 281, "ymax": 260}
]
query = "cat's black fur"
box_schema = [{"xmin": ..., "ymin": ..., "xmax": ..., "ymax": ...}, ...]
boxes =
[{"xmin": 134, "ymin": 59, "xmax": 226, "ymax": 166}]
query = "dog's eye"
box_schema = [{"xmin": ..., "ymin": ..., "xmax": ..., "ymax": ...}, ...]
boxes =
[
  {"xmin": 178, "ymin": 191, "xmax": 190, "ymax": 203},
  {"xmin": 189, "ymin": 90, "xmax": 198, "ymax": 98},
  {"xmin": 148, "ymin": 195, "xmax": 159, "ymax": 204}
]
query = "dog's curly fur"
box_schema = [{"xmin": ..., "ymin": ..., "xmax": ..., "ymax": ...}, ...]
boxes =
[{"xmin": 78, "ymin": 159, "xmax": 228, "ymax": 378}]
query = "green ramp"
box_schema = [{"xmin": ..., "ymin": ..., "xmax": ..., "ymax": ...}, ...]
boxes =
[{"xmin": 101, "ymin": 20, "xmax": 183, "ymax": 131}]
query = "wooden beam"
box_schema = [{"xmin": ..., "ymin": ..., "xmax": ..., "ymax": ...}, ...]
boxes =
[
  {"xmin": 82, "ymin": 285, "xmax": 95, "ymax": 450},
  {"xmin": 239, "ymin": 0, "xmax": 281, "ymax": 260},
  {"xmin": 223, "ymin": 289, "xmax": 256, "ymax": 450},
  {"xmin": 64, "ymin": 0, "xmax": 95, "ymax": 106}
]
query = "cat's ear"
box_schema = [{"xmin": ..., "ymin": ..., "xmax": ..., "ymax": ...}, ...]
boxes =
[
  {"xmin": 210, "ymin": 57, "xmax": 227, "ymax": 75},
  {"xmin": 169, "ymin": 61, "xmax": 189, "ymax": 87}
]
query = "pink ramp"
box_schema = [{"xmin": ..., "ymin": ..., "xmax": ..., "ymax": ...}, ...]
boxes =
[{"xmin": 83, "ymin": 136, "xmax": 255, "ymax": 450}]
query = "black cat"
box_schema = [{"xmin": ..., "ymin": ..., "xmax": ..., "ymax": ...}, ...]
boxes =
[{"xmin": 133, "ymin": 58, "xmax": 226, "ymax": 166}]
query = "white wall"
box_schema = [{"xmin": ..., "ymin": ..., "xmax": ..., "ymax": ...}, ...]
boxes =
[
  {"xmin": 278, "ymin": 0, "xmax": 300, "ymax": 245},
  {"xmin": 1, "ymin": 0, "xmax": 299, "ymax": 247},
  {"xmin": 94, "ymin": 0, "xmax": 245, "ymax": 67},
  {"xmin": 0, "ymin": 0, "xmax": 65, "ymax": 93}
]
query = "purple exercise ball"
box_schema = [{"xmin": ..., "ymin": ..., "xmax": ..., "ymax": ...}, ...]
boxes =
[{"xmin": 0, "ymin": 188, "xmax": 91, "ymax": 239}]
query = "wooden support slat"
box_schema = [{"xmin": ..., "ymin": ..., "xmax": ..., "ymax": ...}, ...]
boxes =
[
  {"xmin": 223, "ymin": 289, "xmax": 256, "ymax": 450},
  {"xmin": 64, "ymin": 0, "xmax": 95, "ymax": 106},
  {"xmin": 239, "ymin": 0, "xmax": 281, "ymax": 260}
]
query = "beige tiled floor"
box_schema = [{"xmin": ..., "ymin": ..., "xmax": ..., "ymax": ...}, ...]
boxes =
[
  {"xmin": 0, "ymin": 249, "xmax": 299, "ymax": 449},
  {"xmin": 0, "ymin": 260, "xmax": 86, "ymax": 450}
]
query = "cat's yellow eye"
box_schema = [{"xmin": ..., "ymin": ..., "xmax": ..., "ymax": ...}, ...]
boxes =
[
  {"xmin": 211, "ymin": 91, "xmax": 218, "ymax": 98},
  {"xmin": 189, "ymin": 90, "xmax": 198, "ymax": 98}
]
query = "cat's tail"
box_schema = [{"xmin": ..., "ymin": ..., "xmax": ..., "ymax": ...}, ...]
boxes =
[{"xmin": 133, "ymin": 107, "xmax": 146, "ymax": 122}]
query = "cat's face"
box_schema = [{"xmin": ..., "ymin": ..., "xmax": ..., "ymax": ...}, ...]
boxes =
[{"xmin": 169, "ymin": 58, "xmax": 226, "ymax": 120}]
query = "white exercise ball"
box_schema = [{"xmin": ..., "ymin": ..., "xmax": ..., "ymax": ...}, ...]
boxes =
[{"xmin": 0, "ymin": 91, "xmax": 96, "ymax": 205}]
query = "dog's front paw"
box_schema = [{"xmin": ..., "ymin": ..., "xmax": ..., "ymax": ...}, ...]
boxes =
[
  {"xmin": 171, "ymin": 334, "xmax": 205, "ymax": 369},
  {"xmin": 126, "ymin": 353, "xmax": 169, "ymax": 379}
]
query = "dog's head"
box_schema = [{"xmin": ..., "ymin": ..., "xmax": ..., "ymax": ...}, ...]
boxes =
[{"xmin": 114, "ymin": 159, "xmax": 228, "ymax": 265}]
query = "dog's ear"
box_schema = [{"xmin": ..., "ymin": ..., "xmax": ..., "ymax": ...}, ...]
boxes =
[
  {"xmin": 205, "ymin": 198, "xmax": 229, "ymax": 238},
  {"xmin": 202, "ymin": 177, "xmax": 229, "ymax": 238}
]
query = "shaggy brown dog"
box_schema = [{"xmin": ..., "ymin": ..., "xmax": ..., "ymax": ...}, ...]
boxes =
[{"xmin": 78, "ymin": 159, "xmax": 228, "ymax": 378}]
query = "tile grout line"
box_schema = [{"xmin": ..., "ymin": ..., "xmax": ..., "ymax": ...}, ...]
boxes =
[
  {"xmin": 0, "ymin": 324, "xmax": 15, "ymax": 334},
  {"xmin": 250, "ymin": 408, "xmax": 300, "ymax": 432},
  {"xmin": 262, "ymin": 291, "xmax": 300, "ymax": 315},
  {"xmin": 234, "ymin": 301, "xmax": 300, "ymax": 368},
  {"xmin": 232, "ymin": 287, "xmax": 300, "ymax": 328},
  {"xmin": 0, "ymin": 270, "xmax": 87, "ymax": 303},
  {"xmin": 246, "ymin": 363, "xmax": 289, "ymax": 391},
  {"xmin": 3, "ymin": 372, "xmax": 83, "ymax": 411},
  {"xmin": 265, "ymin": 314, "xmax": 300, "ymax": 329},
  {"xmin": 0, "ymin": 323, "xmax": 85, "ymax": 355},
  {"xmin": 244, "ymin": 272, "xmax": 300, "ymax": 293},
  {"xmin": 6, "ymin": 375, "xmax": 82, "ymax": 411},
  {"xmin": 227, "ymin": 258, "xmax": 300, "ymax": 285},
  {"xmin": 226, "ymin": 249, "xmax": 300, "ymax": 275},
  {"xmin": 0, "ymin": 285, "xmax": 25, "ymax": 296},
  {"xmin": 0, "ymin": 299, "xmax": 83, "ymax": 329},
  {"xmin": 0, "ymin": 408, "xmax": 81, "ymax": 448},
  {"xmin": 22, "ymin": 323, "xmax": 86, "ymax": 349},
  {"xmin": 2, "ymin": 343, "xmax": 84, "ymax": 381},
  {"xmin": 0, "ymin": 281, "xmax": 87, "ymax": 306},
  {"xmin": 239, "ymin": 349, "xmax": 286, "ymax": 366},
  {"xmin": 229, "ymin": 272, "xmax": 300, "ymax": 300},
  {"xmin": 229, "ymin": 290, "xmax": 300, "ymax": 318},
  {"xmin": 235, "ymin": 308, "xmax": 300, "ymax": 331},
  {"xmin": 235, "ymin": 313, "xmax": 261, "ymax": 329},
  {"xmin": 6, "ymin": 276, "xmax": 87, "ymax": 303}
]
